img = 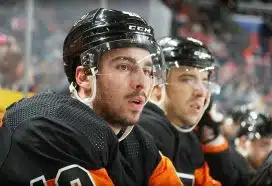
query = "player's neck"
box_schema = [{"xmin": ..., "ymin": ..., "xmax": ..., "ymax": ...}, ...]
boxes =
[{"xmin": 108, "ymin": 124, "xmax": 121, "ymax": 134}]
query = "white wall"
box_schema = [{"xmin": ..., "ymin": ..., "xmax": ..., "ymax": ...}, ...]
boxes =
[{"xmin": 148, "ymin": 0, "xmax": 172, "ymax": 39}]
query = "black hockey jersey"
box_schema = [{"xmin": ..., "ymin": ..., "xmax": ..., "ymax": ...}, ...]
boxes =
[
  {"xmin": 0, "ymin": 90, "xmax": 182, "ymax": 186},
  {"xmin": 139, "ymin": 102, "xmax": 242, "ymax": 186}
]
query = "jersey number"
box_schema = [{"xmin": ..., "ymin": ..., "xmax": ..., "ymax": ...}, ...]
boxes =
[{"xmin": 30, "ymin": 164, "xmax": 96, "ymax": 186}]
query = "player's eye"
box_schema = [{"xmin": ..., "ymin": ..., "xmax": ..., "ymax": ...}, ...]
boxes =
[
  {"xmin": 143, "ymin": 68, "xmax": 153, "ymax": 77},
  {"xmin": 116, "ymin": 63, "xmax": 132, "ymax": 72}
]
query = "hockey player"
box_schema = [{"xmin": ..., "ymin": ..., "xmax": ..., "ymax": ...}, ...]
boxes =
[
  {"xmin": 197, "ymin": 100, "xmax": 251, "ymax": 186},
  {"xmin": 220, "ymin": 104, "xmax": 252, "ymax": 145},
  {"xmin": 235, "ymin": 111, "xmax": 272, "ymax": 180},
  {"xmin": 139, "ymin": 36, "xmax": 243, "ymax": 186},
  {"xmin": 0, "ymin": 8, "xmax": 182, "ymax": 186}
]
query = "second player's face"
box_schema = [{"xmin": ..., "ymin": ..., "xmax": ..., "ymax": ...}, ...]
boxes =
[
  {"xmin": 248, "ymin": 136, "xmax": 272, "ymax": 168},
  {"xmin": 93, "ymin": 47, "xmax": 154, "ymax": 127},
  {"xmin": 165, "ymin": 66, "xmax": 210, "ymax": 127}
]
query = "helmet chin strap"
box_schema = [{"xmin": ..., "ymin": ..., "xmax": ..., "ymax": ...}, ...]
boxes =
[
  {"xmin": 70, "ymin": 67, "xmax": 98, "ymax": 108},
  {"xmin": 174, "ymin": 120, "xmax": 200, "ymax": 133}
]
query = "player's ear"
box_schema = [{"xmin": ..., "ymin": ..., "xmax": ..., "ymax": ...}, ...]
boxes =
[
  {"xmin": 151, "ymin": 84, "xmax": 162, "ymax": 103},
  {"xmin": 150, "ymin": 84, "xmax": 166, "ymax": 106},
  {"xmin": 75, "ymin": 66, "xmax": 92, "ymax": 96}
]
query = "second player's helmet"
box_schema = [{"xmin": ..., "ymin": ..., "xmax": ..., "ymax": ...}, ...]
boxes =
[
  {"xmin": 63, "ymin": 8, "xmax": 165, "ymax": 86},
  {"xmin": 158, "ymin": 36, "xmax": 216, "ymax": 69},
  {"xmin": 158, "ymin": 36, "xmax": 220, "ymax": 94},
  {"xmin": 236, "ymin": 111, "xmax": 272, "ymax": 140}
]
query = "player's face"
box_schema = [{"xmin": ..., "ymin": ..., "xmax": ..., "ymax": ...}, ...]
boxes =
[
  {"xmin": 248, "ymin": 136, "xmax": 272, "ymax": 168},
  {"xmin": 164, "ymin": 66, "xmax": 210, "ymax": 127},
  {"xmin": 93, "ymin": 48, "xmax": 154, "ymax": 127}
]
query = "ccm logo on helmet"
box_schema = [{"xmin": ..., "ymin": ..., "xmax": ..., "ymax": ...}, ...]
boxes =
[
  {"xmin": 128, "ymin": 25, "xmax": 151, "ymax": 33},
  {"xmin": 194, "ymin": 51, "xmax": 211, "ymax": 59}
]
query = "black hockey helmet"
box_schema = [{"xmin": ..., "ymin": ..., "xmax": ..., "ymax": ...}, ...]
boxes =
[
  {"xmin": 158, "ymin": 36, "xmax": 216, "ymax": 70},
  {"xmin": 231, "ymin": 104, "xmax": 252, "ymax": 122},
  {"xmin": 236, "ymin": 111, "xmax": 272, "ymax": 140},
  {"xmin": 63, "ymin": 8, "xmax": 165, "ymax": 85},
  {"xmin": 158, "ymin": 36, "xmax": 220, "ymax": 94}
]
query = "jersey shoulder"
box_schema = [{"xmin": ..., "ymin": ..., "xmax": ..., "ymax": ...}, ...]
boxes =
[{"xmin": 1, "ymin": 90, "xmax": 118, "ymax": 175}]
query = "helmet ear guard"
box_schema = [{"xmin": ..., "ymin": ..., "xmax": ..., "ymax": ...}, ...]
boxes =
[{"xmin": 81, "ymin": 52, "xmax": 96, "ymax": 76}]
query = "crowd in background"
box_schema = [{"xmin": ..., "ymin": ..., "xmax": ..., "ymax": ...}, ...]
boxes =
[{"xmin": 0, "ymin": 0, "xmax": 271, "ymax": 116}]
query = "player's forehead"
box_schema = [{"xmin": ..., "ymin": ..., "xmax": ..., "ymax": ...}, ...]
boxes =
[
  {"xmin": 169, "ymin": 65, "xmax": 209, "ymax": 78},
  {"xmin": 101, "ymin": 47, "xmax": 152, "ymax": 63}
]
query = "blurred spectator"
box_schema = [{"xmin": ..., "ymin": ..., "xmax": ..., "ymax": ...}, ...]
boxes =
[{"xmin": 0, "ymin": 34, "xmax": 23, "ymax": 90}]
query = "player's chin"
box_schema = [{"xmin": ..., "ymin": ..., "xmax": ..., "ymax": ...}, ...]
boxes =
[
  {"xmin": 125, "ymin": 113, "xmax": 141, "ymax": 125},
  {"xmin": 184, "ymin": 117, "xmax": 199, "ymax": 127}
]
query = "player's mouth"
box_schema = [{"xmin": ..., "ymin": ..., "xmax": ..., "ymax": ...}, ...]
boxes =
[
  {"xmin": 128, "ymin": 96, "xmax": 145, "ymax": 111},
  {"xmin": 189, "ymin": 103, "xmax": 202, "ymax": 114}
]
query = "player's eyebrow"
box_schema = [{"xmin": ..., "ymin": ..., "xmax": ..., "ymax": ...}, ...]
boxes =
[
  {"xmin": 179, "ymin": 73, "xmax": 197, "ymax": 79},
  {"xmin": 112, "ymin": 56, "xmax": 153, "ymax": 67},
  {"xmin": 180, "ymin": 72, "xmax": 208, "ymax": 81},
  {"xmin": 112, "ymin": 56, "xmax": 136, "ymax": 63}
]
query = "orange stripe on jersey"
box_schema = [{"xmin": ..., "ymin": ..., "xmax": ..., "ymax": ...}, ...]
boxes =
[
  {"xmin": 46, "ymin": 168, "xmax": 114, "ymax": 186},
  {"xmin": 46, "ymin": 179, "xmax": 54, "ymax": 186},
  {"xmin": 201, "ymin": 139, "xmax": 228, "ymax": 153},
  {"xmin": 194, "ymin": 162, "xmax": 221, "ymax": 186},
  {"xmin": 89, "ymin": 168, "xmax": 114, "ymax": 186},
  {"xmin": 149, "ymin": 154, "xmax": 184, "ymax": 186}
]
